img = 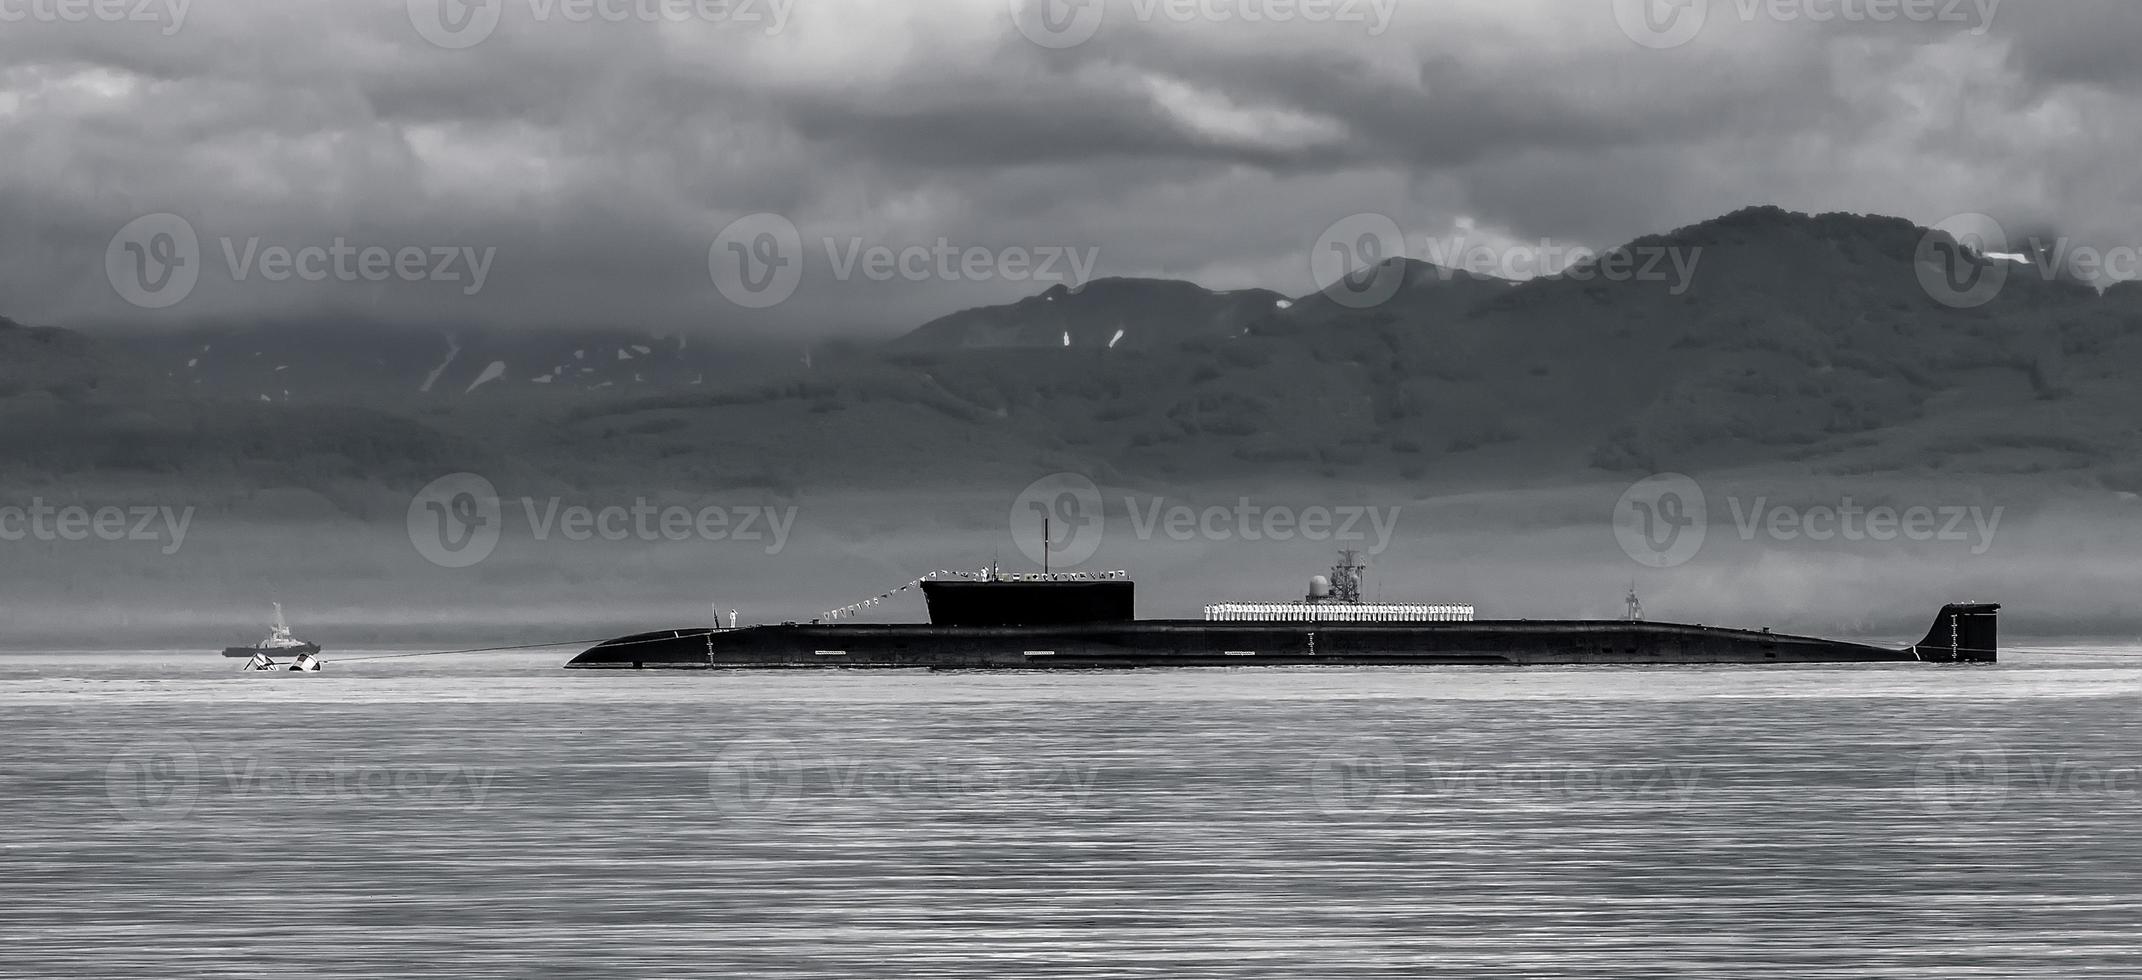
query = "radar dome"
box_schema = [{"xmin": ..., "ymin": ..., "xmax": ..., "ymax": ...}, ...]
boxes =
[{"xmin": 1307, "ymin": 575, "xmax": 1331, "ymax": 599}]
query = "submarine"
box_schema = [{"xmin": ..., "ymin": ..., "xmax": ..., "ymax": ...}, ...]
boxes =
[{"xmin": 565, "ymin": 552, "xmax": 1998, "ymax": 670}]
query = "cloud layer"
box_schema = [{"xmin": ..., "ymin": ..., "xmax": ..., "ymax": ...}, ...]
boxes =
[{"xmin": 2, "ymin": 0, "xmax": 2136, "ymax": 336}]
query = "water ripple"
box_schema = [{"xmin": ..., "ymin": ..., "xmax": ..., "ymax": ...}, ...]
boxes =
[{"xmin": 2, "ymin": 651, "xmax": 2139, "ymax": 977}]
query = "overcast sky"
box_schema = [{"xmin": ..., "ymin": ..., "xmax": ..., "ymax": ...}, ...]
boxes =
[{"xmin": 2, "ymin": 0, "xmax": 2137, "ymax": 338}]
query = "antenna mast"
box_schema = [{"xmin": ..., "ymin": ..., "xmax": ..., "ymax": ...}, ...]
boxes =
[{"xmin": 1331, "ymin": 549, "xmax": 1365, "ymax": 605}]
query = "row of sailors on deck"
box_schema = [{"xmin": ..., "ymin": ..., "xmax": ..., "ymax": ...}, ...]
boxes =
[{"xmin": 1203, "ymin": 603, "xmax": 1476, "ymax": 623}]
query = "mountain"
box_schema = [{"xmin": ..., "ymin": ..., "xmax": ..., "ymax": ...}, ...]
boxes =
[
  {"xmin": 1259, "ymin": 258, "xmax": 1516, "ymax": 332},
  {"xmin": 891, "ymin": 277, "xmax": 1290, "ymax": 352},
  {"xmin": 1482, "ymin": 206, "xmax": 2129, "ymax": 471},
  {"xmin": 12, "ymin": 205, "xmax": 2142, "ymax": 498},
  {"xmin": 113, "ymin": 322, "xmax": 803, "ymax": 405},
  {"xmin": 0, "ymin": 317, "xmax": 517, "ymax": 501},
  {"xmin": 856, "ymin": 206, "xmax": 2142, "ymax": 481},
  {"xmin": 0, "ymin": 315, "xmax": 123, "ymax": 403}
]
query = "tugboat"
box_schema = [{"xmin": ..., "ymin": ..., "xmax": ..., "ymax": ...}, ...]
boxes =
[
  {"xmin": 565, "ymin": 552, "xmax": 1999, "ymax": 670},
  {"xmin": 222, "ymin": 603, "xmax": 322, "ymax": 668}
]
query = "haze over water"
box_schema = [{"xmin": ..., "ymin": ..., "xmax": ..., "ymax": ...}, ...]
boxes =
[{"xmin": 6, "ymin": 650, "xmax": 2141, "ymax": 977}]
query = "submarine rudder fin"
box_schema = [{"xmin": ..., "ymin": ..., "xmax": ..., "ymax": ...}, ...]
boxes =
[{"xmin": 1908, "ymin": 603, "xmax": 2000, "ymax": 664}]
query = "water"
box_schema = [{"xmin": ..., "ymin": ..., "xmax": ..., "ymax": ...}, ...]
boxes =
[{"xmin": 4, "ymin": 649, "xmax": 2141, "ymax": 978}]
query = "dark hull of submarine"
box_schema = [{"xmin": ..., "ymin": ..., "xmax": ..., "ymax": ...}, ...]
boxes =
[{"xmin": 566, "ymin": 579, "xmax": 2000, "ymax": 670}]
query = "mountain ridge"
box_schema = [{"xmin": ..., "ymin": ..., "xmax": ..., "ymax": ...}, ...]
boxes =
[{"xmin": 8, "ymin": 204, "xmax": 2140, "ymax": 500}]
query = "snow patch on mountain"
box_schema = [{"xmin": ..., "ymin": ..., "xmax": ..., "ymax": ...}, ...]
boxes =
[
  {"xmin": 466, "ymin": 360, "xmax": 508, "ymax": 393},
  {"xmin": 419, "ymin": 333, "xmax": 461, "ymax": 393}
]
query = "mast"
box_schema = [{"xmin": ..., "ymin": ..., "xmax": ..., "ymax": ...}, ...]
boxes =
[
  {"xmin": 1625, "ymin": 581, "xmax": 1644, "ymax": 622},
  {"xmin": 1330, "ymin": 549, "xmax": 1365, "ymax": 605}
]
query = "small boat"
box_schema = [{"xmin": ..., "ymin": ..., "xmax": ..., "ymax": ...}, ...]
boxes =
[{"xmin": 222, "ymin": 603, "xmax": 322, "ymax": 660}]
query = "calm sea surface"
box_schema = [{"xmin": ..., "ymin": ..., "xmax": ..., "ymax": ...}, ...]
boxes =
[{"xmin": 4, "ymin": 648, "xmax": 2141, "ymax": 978}]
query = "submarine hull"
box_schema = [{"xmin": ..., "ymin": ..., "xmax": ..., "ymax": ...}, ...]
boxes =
[{"xmin": 566, "ymin": 606, "xmax": 1998, "ymax": 670}]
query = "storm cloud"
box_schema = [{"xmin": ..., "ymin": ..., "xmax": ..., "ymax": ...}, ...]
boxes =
[{"xmin": 1, "ymin": 0, "xmax": 2137, "ymax": 337}]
